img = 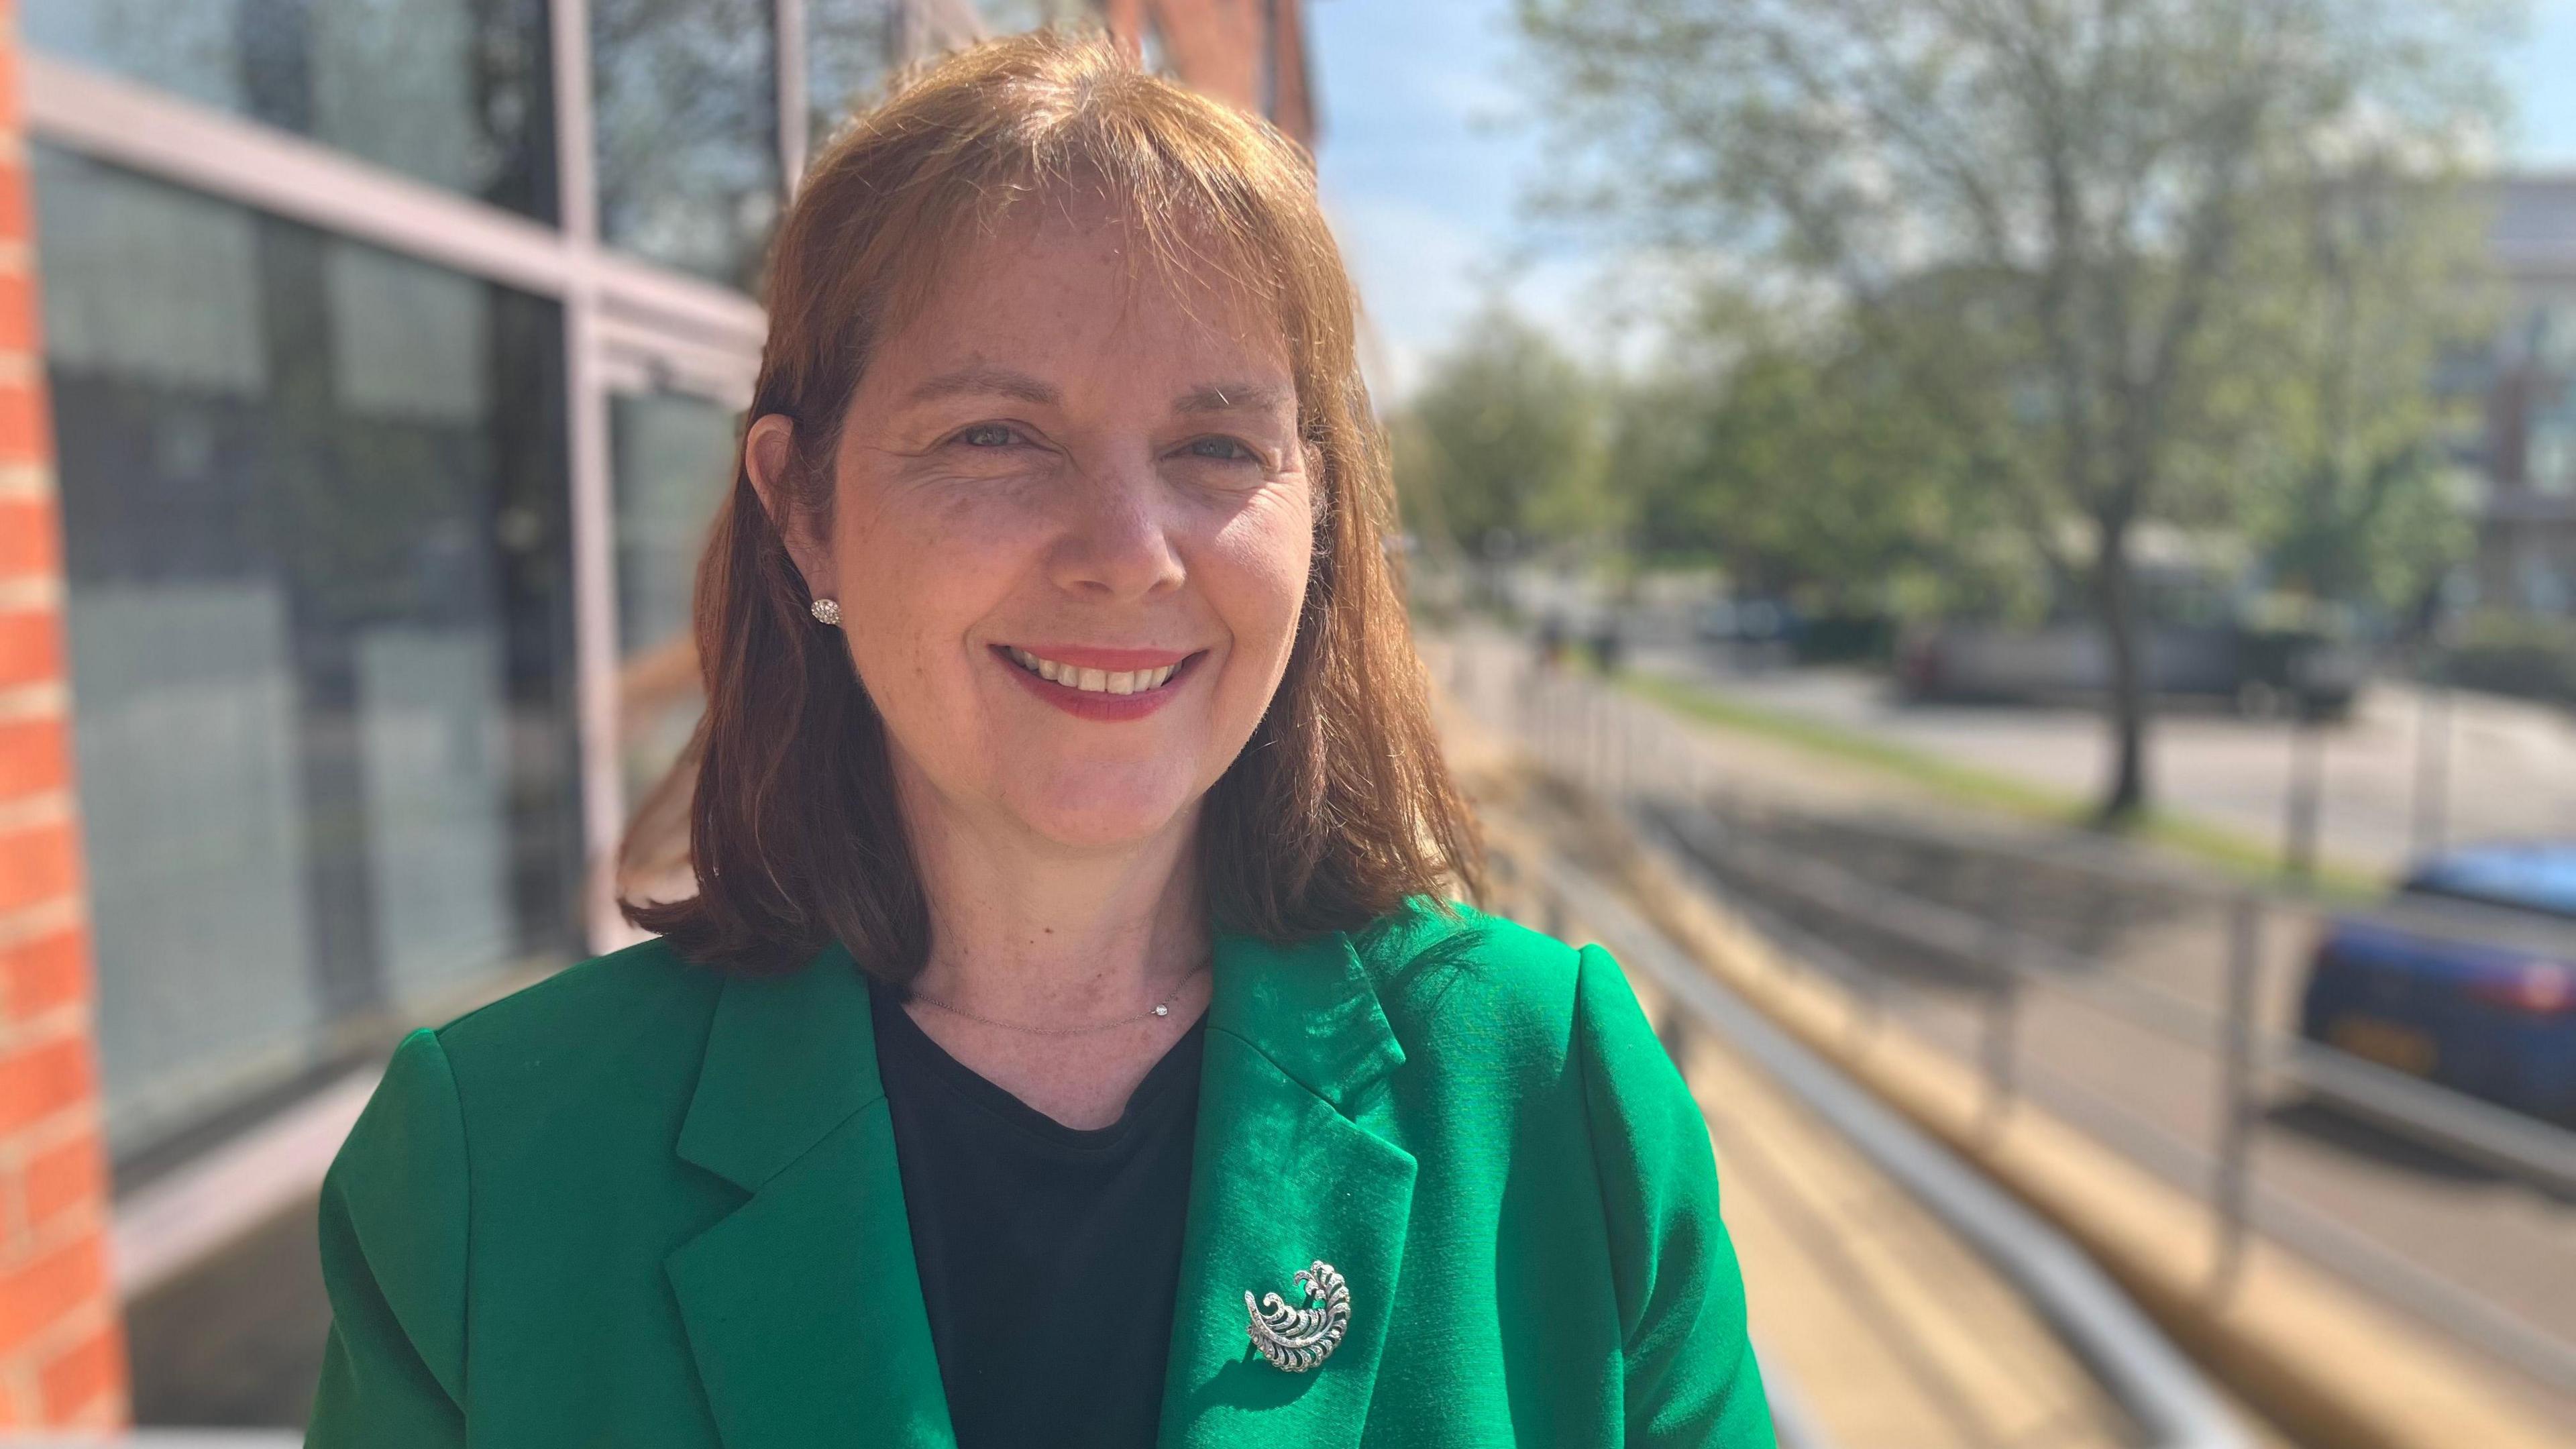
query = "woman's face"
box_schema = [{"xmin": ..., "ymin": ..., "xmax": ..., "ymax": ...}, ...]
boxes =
[{"xmin": 777, "ymin": 195, "xmax": 1316, "ymax": 855}]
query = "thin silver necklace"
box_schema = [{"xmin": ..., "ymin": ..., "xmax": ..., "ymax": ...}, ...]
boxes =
[{"xmin": 909, "ymin": 959, "xmax": 1210, "ymax": 1036}]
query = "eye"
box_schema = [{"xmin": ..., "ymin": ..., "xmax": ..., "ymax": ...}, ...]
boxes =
[
  {"xmin": 954, "ymin": 423, "xmax": 1022, "ymax": 448},
  {"xmin": 1183, "ymin": 436, "xmax": 1260, "ymax": 464}
]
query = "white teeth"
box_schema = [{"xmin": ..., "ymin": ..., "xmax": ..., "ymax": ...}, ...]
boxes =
[{"xmin": 1006, "ymin": 649, "xmax": 1185, "ymax": 694}]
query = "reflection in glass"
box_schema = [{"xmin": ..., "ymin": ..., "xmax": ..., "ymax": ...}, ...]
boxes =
[
  {"xmin": 34, "ymin": 146, "xmax": 582, "ymax": 1153},
  {"xmin": 976, "ymin": 0, "xmax": 1099, "ymax": 32},
  {"xmin": 612, "ymin": 391, "xmax": 737, "ymax": 818},
  {"xmin": 591, "ymin": 0, "xmax": 781, "ymax": 290},
  {"xmin": 22, "ymin": 0, "xmax": 556, "ymax": 221},
  {"xmin": 806, "ymin": 1, "xmax": 1103, "ymax": 156},
  {"xmin": 806, "ymin": 0, "xmax": 901, "ymax": 151}
]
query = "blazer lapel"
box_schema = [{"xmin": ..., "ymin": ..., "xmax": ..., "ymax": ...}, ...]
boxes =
[
  {"xmin": 663, "ymin": 939, "xmax": 956, "ymax": 1449},
  {"xmin": 1157, "ymin": 926, "xmax": 1418, "ymax": 1449}
]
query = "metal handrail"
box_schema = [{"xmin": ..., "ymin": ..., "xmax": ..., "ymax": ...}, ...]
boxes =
[
  {"xmin": 1658, "ymin": 806, "xmax": 2225, "ymax": 1046},
  {"xmin": 1477, "ymin": 647, "xmax": 2576, "ymax": 1401},
  {"xmin": 1534, "ymin": 853, "xmax": 2247, "ymax": 1449},
  {"xmin": 1699, "ymin": 778, "xmax": 2576, "ymax": 975},
  {"xmin": 1650, "ymin": 800, "xmax": 2576, "ymax": 1195},
  {"xmin": 1754, "ymin": 1348, "xmax": 1833, "ymax": 1449}
]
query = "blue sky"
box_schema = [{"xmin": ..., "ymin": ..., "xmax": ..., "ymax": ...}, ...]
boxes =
[{"xmin": 1311, "ymin": 0, "xmax": 2576, "ymax": 401}]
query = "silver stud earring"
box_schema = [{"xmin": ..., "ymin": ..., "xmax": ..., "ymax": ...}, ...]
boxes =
[{"xmin": 810, "ymin": 597, "xmax": 842, "ymax": 627}]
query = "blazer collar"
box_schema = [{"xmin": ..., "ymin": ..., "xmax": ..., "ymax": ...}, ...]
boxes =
[
  {"xmin": 662, "ymin": 926, "xmax": 1419, "ymax": 1449},
  {"xmin": 1158, "ymin": 924, "xmax": 1417, "ymax": 1449},
  {"xmin": 1201, "ymin": 920, "xmax": 1406, "ymax": 1111},
  {"xmin": 665, "ymin": 938, "xmax": 954, "ymax": 1449},
  {"xmin": 672, "ymin": 936, "xmax": 883, "ymax": 1193}
]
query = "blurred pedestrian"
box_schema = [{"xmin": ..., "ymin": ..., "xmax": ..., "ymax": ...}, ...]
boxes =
[
  {"xmin": 1591, "ymin": 615, "xmax": 1625, "ymax": 674},
  {"xmin": 305, "ymin": 31, "xmax": 1771, "ymax": 1449},
  {"xmin": 1536, "ymin": 608, "xmax": 1569, "ymax": 670}
]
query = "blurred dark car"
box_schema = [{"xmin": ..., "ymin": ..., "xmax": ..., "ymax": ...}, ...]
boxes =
[
  {"xmin": 1896, "ymin": 619, "xmax": 2364, "ymax": 718},
  {"xmin": 2298, "ymin": 843, "xmax": 2576, "ymax": 1128},
  {"xmin": 1694, "ymin": 596, "xmax": 1803, "ymax": 672},
  {"xmin": 1693, "ymin": 596, "xmax": 1802, "ymax": 647}
]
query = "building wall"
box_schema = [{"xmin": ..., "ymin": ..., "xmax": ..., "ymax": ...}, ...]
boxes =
[
  {"xmin": 2470, "ymin": 176, "xmax": 2576, "ymax": 613},
  {"xmin": 0, "ymin": 0, "xmax": 125, "ymax": 1428},
  {"xmin": 1108, "ymin": 0, "xmax": 1315, "ymax": 144}
]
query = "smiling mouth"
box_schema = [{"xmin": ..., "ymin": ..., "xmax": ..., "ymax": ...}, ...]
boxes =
[{"xmin": 1001, "ymin": 645, "xmax": 1199, "ymax": 696}]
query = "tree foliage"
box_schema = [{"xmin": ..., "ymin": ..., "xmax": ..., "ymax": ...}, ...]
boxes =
[
  {"xmin": 2220, "ymin": 161, "xmax": 2496, "ymax": 616},
  {"xmin": 1603, "ymin": 292, "xmax": 2041, "ymax": 616},
  {"xmin": 1391, "ymin": 305, "xmax": 1613, "ymax": 557},
  {"xmin": 1517, "ymin": 0, "xmax": 2518, "ymax": 818}
]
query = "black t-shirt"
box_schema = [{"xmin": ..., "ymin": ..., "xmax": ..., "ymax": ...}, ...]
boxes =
[{"xmin": 869, "ymin": 982, "xmax": 1208, "ymax": 1449}]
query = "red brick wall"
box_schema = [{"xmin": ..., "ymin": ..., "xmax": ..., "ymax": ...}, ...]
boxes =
[
  {"xmin": 0, "ymin": 0, "xmax": 129, "ymax": 1430},
  {"xmin": 1106, "ymin": 0, "xmax": 1317, "ymax": 146}
]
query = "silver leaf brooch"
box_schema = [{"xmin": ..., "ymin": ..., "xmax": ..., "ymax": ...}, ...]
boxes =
[{"xmin": 1244, "ymin": 1260, "xmax": 1350, "ymax": 1372}]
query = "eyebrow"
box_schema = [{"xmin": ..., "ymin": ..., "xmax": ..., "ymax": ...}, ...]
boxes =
[
  {"xmin": 906, "ymin": 364, "xmax": 1062, "ymax": 407},
  {"xmin": 908, "ymin": 364, "xmax": 1291, "ymax": 418},
  {"xmin": 1174, "ymin": 382, "xmax": 1293, "ymax": 416}
]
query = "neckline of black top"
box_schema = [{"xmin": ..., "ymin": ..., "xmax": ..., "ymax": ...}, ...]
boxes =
[{"xmin": 867, "ymin": 981, "xmax": 1212, "ymax": 1156}]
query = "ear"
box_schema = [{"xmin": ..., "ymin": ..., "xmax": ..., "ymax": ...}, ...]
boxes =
[{"xmin": 743, "ymin": 413, "xmax": 835, "ymax": 598}]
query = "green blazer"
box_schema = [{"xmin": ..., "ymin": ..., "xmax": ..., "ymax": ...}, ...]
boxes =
[{"xmin": 305, "ymin": 899, "xmax": 1776, "ymax": 1448}]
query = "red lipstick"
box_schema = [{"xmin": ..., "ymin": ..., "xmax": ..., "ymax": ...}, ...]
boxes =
[{"xmin": 992, "ymin": 644, "xmax": 1206, "ymax": 722}]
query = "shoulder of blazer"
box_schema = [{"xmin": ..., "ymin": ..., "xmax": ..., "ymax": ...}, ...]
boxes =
[
  {"xmin": 423, "ymin": 933, "xmax": 733, "ymax": 1130},
  {"xmin": 1346, "ymin": 894, "xmax": 1592, "ymax": 1077}
]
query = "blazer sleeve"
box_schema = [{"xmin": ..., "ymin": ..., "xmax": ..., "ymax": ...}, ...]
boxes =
[
  {"xmin": 1574, "ymin": 942, "xmax": 1776, "ymax": 1448},
  {"xmin": 306, "ymin": 1026, "xmax": 472, "ymax": 1448}
]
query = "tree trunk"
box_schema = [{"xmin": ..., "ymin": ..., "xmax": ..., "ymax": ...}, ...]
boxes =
[{"xmin": 2094, "ymin": 514, "xmax": 2149, "ymax": 822}]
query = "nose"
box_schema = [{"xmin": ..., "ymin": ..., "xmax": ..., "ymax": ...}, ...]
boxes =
[{"xmin": 1048, "ymin": 453, "xmax": 1185, "ymax": 601}]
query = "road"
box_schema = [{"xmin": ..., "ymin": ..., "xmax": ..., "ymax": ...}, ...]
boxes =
[{"xmin": 1629, "ymin": 641, "xmax": 2576, "ymax": 877}]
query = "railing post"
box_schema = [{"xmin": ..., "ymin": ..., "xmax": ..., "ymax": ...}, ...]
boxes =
[
  {"xmin": 1583, "ymin": 675, "xmax": 1597, "ymax": 795},
  {"xmin": 1978, "ymin": 862, "xmax": 2021, "ymax": 1134},
  {"xmin": 2282, "ymin": 709, "xmax": 2325, "ymax": 888},
  {"xmin": 2211, "ymin": 893, "xmax": 2263, "ymax": 1297}
]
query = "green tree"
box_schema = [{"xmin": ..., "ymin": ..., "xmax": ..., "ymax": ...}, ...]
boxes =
[
  {"xmin": 2223, "ymin": 158, "xmax": 2496, "ymax": 616},
  {"xmin": 1519, "ymin": 0, "xmax": 2518, "ymax": 821},
  {"xmin": 1610, "ymin": 294, "xmax": 2032, "ymax": 615},
  {"xmin": 1393, "ymin": 305, "xmax": 1614, "ymax": 557}
]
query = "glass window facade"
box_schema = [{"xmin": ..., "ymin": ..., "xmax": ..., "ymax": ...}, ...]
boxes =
[
  {"xmin": 1138, "ymin": 14, "xmax": 1175, "ymax": 77},
  {"xmin": 807, "ymin": 0, "xmax": 902, "ymax": 150},
  {"xmin": 978, "ymin": 1, "xmax": 1099, "ymax": 31},
  {"xmin": 806, "ymin": 1, "xmax": 1101, "ymax": 152},
  {"xmin": 17, "ymin": 0, "xmax": 1235, "ymax": 1172},
  {"xmin": 612, "ymin": 390, "xmax": 738, "ymax": 809},
  {"xmin": 591, "ymin": 0, "xmax": 781, "ymax": 289},
  {"xmin": 23, "ymin": 0, "xmax": 557, "ymax": 221},
  {"xmin": 36, "ymin": 146, "xmax": 584, "ymax": 1150}
]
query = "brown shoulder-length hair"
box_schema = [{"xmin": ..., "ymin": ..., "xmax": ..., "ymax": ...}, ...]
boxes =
[{"xmin": 619, "ymin": 27, "xmax": 1485, "ymax": 981}]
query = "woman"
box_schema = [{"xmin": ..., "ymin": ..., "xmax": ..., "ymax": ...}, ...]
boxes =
[{"xmin": 305, "ymin": 29, "xmax": 1772, "ymax": 1449}]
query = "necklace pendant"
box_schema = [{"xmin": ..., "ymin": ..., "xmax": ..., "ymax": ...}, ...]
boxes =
[
  {"xmin": 1154, "ymin": 1004, "xmax": 1170, "ymax": 1016},
  {"xmin": 1244, "ymin": 1260, "xmax": 1349, "ymax": 1372}
]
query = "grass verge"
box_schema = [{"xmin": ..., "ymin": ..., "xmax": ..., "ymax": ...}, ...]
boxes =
[{"xmin": 1615, "ymin": 667, "xmax": 2382, "ymax": 901}]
